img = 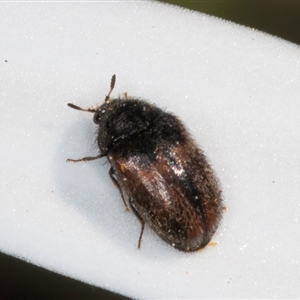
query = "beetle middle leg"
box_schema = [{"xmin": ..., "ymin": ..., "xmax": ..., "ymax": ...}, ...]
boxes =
[
  {"xmin": 109, "ymin": 167, "xmax": 129, "ymax": 212},
  {"xmin": 129, "ymin": 200, "xmax": 146, "ymax": 249}
]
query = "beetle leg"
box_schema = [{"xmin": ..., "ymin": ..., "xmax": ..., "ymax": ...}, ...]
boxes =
[
  {"xmin": 128, "ymin": 200, "xmax": 146, "ymax": 249},
  {"xmin": 124, "ymin": 92, "xmax": 131, "ymax": 99},
  {"xmin": 67, "ymin": 153, "xmax": 105, "ymax": 163},
  {"xmin": 109, "ymin": 167, "xmax": 129, "ymax": 212}
]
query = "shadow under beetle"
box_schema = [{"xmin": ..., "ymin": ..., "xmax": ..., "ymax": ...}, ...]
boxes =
[{"xmin": 67, "ymin": 75, "xmax": 223, "ymax": 252}]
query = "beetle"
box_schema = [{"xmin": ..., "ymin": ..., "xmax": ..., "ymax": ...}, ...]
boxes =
[{"xmin": 67, "ymin": 75, "xmax": 223, "ymax": 252}]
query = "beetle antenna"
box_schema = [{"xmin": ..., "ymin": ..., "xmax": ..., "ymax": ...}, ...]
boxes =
[
  {"xmin": 68, "ymin": 74, "xmax": 116, "ymax": 110},
  {"xmin": 105, "ymin": 74, "xmax": 116, "ymax": 102},
  {"xmin": 67, "ymin": 103, "xmax": 96, "ymax": 113}
]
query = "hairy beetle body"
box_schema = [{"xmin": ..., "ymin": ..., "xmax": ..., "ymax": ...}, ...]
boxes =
[{"xmin": 67, "ymin": 75, "xmax": 223, "ymax": 252}]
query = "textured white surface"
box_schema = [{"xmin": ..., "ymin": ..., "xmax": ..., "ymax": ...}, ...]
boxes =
[{"xmin": 1, "ymin": 1, "xmax": 300, "ymax": 299}]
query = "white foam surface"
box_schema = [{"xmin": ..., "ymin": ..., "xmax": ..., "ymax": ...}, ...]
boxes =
[{"xmin": 1, "ymin": 1, "xmax": 300, "ymax": 299}]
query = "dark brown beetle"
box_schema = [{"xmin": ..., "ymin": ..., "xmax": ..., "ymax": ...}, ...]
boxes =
[{"xmin": 67, "ymin": 75, "xmax": 223, "ymax": 252}]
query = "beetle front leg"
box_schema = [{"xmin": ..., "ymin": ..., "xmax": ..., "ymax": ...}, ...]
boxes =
[{"xmin": 67, "ymin": 153, "xmax": 105, "ymax": 163}]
